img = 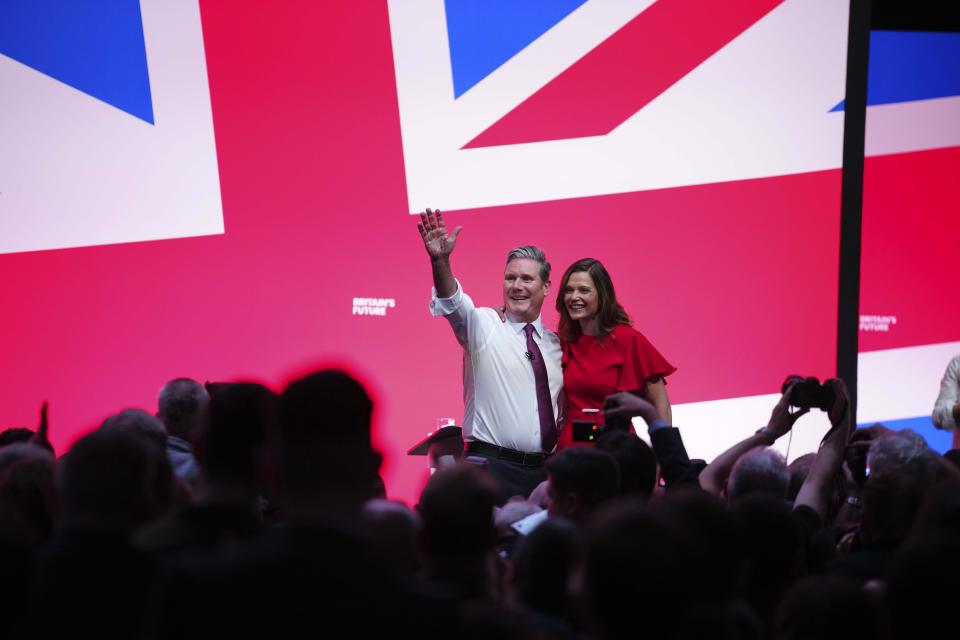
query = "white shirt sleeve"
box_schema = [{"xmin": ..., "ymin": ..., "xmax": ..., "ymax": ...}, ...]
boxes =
[
  {"xmin": 429, "ymin": 279, "xmax": 494, "ymax": 351},
  {"xmin": 933, "ymin": 355, "xmax": 960, "ymax": 432}
]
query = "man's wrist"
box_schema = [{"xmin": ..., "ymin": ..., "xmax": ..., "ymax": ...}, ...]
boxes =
[
  {"xmin": 647, "ymin": 418, "xmax": 670, "ymax": 433},
  {"xmin": 755, "ymin": 426, "xmax": 776, "ymax": 445}
]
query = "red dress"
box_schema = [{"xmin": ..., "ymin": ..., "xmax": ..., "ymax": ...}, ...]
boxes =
[{"xmin": 559, "ymin": 324, "xmax": 676, "ymax": 449}]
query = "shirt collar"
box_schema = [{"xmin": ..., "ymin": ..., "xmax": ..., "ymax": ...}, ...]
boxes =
[{"xmin": 506, "ymin": 315, "xmax": 545, "ymax": 338}]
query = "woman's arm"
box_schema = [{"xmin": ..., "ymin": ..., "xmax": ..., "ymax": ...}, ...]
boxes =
[{"xmin": 645, "ymin": 378, "xmax": 672, "ymax": 425}]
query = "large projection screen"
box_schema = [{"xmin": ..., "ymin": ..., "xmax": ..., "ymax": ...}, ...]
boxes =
[
  {"xmin": 857, "ymin": 27, "xmax": 960, "ymax": 451},
  {"xmin": 0, "ymin": 0, "xmax": 850, "ymax": 502}
]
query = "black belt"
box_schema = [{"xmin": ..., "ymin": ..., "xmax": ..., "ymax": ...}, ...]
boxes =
[{"xmin": 465, "ymin": 441, "xmax": 548, "ymax": 467}]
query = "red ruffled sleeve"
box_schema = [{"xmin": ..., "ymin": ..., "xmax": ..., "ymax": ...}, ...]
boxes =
[{"xmin": 612, "ymin": 324, "xmax": 676, "ymax": 392}]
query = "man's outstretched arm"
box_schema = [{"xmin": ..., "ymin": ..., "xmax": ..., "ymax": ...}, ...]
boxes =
[{"xmin": 417, "ymin": 208, "xmax": 460, "ymax": 298}]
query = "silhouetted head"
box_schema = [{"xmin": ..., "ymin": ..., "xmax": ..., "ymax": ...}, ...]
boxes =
[
  {"xmin": 0, "ymin": 428, "xmax": 35, "ymax": 448},
  {"xmin": 512, "ymin": 516, "xmax": 578, "ymax": 620},
  {"xmin": 361, "ymin": 499, "xmax": 423, "ymax": 578},
  {"xmin": 201, "ymin": 382, "xmax": 276, "ymax": 486},
  {"xmin": 859, "ymin": 470, "xmax": 923, "ymax": 550},
  {"xmin": 868, "ymin": 430, "xmax": 940, "ymax": 489},
  {"xmin": 60, "ymin": 429, "xmax": 173, "ymax": 532},
  {"xmin": 886, "ymin": 532, "xmax": 960, "ymax": 639},
  {"xmin": 910, "ymin": 479, "xmax": 960, "ymax": 539},
  {"xmin": 276, "ymin": 370, "xmax": 382, "ymax": 512},
  {"xmin": 595, "ymin": 430, "xmax": 656, "ymax": 498},
  {"xmin": 727, "ymin": 447, "xmax": 789, "ymax": 502},
  {"xmin": 99, "ymin": 408, "xmax": 168, "ymax": 452},
  {"xmin": 547, "ymin": 447, "xmax": 620, "ymax": 522},
  {"xmin": 775, "ymin": 575, "xmax": 886, "ymax": 640},
  {"xmin": 578, "ymin": 501, "xmax": 694, "ymax": 639},
  {"xmin": 0, "ymin": 443, "xmax": 56, "ymax": 544},
  {"xmin": 654, "ymin": 488, "xmax": 739, "ymax": 604},
  {"xmin": 418, "ymin": 463, "xmax": 499, "ymax": 559},
  {"xmin": 157, "ymin": 378, "xmax": 209, "ymax": 441},
  {"xmin": 731, "ymin": 496, "xmax": 806, "ymax": 624}
]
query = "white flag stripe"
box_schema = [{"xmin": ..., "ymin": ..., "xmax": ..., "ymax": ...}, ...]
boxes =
[
  {"xmin": 0, "ymin": 0, "xmax": 223, "ymax": 255},
  {"xmin": 390, "ymin": 0, "xmax": 849, "ymax": 213},
  {"xmin": 858, "ymin": 341, "xmax": 960, "ymax": 425},
  {"xmin": 865, "ymin": 96, "xmax": 960, "ymax": 158}
]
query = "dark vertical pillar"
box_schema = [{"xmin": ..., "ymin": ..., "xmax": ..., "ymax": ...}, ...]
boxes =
[{"xmin": 837, "ymin": 0, "xmax": 872, "ymax": 423}]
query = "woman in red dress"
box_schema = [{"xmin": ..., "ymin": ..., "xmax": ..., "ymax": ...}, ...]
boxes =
[{"xmin": 557, "ymin": 258, "xmax": 676, "ymax": 449}]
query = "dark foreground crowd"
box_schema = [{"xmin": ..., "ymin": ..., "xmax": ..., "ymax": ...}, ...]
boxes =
[{"xmin": 1, "ymin": 370, "xmax": 958, "ymax": 639}]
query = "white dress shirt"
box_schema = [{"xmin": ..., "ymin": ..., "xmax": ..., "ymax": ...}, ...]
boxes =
[
  {"xmin": 431, "ymin": 280, "xmax": 563, "ymax": 453},
  {"xmin": 933, "ymin": 354, "xmax": 960, "ymax": 432}
]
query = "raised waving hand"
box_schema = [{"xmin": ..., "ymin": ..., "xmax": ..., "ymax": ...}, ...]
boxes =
[{"xmin": 417, "ymin": 208, "xmax": 462, "ymax": 261}]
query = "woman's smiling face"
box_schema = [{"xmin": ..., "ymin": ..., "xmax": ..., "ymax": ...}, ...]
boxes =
[{"xmin": 563, "ymin": 271, "xmax": 598, "ymax": 324}]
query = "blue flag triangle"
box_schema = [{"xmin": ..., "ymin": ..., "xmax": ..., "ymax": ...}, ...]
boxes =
[
  {"xmin": 831, "ymin": 31, "xmax": 960, "ymax": 112},
  {"xmin": 446, "ymin": 0, "xmax": 588, "ymax": 98},
  {"xmin": 0, "ymin": 0, "xmax": 154, "ymax": 124}
]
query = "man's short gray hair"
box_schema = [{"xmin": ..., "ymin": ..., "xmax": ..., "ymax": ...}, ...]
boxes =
[
  {"xmin": 728, "ymin": 447, "xmax": 789, "ymax": 501},
  {"xmin": 158, "ymin": 378, "xmax": 209, "ymax": 439},
  {"xmin": 505, "ymin": 245, "xmax": 551, "ymax": 283},
  {"xmin": 868, "ymin": 429, "xmax": 940, "ymax": 488}
]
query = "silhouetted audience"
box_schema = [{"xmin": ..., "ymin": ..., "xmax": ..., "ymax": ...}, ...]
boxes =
[
  {"xmin": 149, "ymin": 369, "xmax": 433, "ymax": 638},
  {"xmin": 136, "ymin": 382, "xmax": 275, "ymax": 554},
  {"xmin": 594, "ymin": 430, "xmax": 657, "ymax": 499},
  {"xmin": 0, "ymin": 443, "xmax": 57, "ymax": 544},
  {"xmin": 33, "ymin": 428, "xmax": 172, "ymax": 639},
  {"xmin": 775, "ymin": 575, "xmax": 888, "ymax": 640},
  {"xmin": 3, "ymin": 369, "xmax": 958, "ymax": 639},
  {"xmin": 419, "ymin": 463, "xmax": 501, "ymax": 601},
  {"xmin": 510, "ymin": 516, "xmax": 578, "ymax": 631},
  {"xmin": 545, "ymin": 447, "xmax": 620, "ymax": 523}
]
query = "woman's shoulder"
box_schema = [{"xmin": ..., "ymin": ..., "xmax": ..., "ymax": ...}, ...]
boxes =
[
  {"xmin": 609, "ymin": 323, "xmax": 643, "ymax": 341},
  {"xmin": 609, "ymin": 323, "xmax": 661, "ymax": 351}
]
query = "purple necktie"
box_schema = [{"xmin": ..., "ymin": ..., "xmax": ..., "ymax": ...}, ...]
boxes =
[{"xmin": 524, "ymin": 323, "xmax": 557, "ymax": 452}]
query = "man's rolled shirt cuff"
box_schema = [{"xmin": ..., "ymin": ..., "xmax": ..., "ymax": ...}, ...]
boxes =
[{"xmin": 429, "ymin": 279, "xmax": 463, "ymax": 316}]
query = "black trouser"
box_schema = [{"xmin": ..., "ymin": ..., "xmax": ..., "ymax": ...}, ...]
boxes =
[{"xmin": 465, "ymin": 442, "xmax": 548, "ymax": 504}]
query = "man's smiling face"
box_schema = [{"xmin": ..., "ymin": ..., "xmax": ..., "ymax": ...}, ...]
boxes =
[{"xmin": 503, "ymin": 258, "xmax": 549, "ymax": 323}]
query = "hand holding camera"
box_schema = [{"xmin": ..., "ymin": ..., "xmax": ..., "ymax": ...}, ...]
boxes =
[
  {"xmin": 766, "ymin": 380, "xmax": 810, "ymax": 440},
  {"xmin": 603, "ymin": 391, "xmax": 661, "ymax": 426},
  {"xmin": 774, "ymin": 375, "xmax": 851, "ymax": 443}
]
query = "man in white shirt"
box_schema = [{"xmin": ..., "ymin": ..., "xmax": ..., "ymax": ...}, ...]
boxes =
[
  {"xmin": 418, "ymin": 209, "xmax": 563, "ymax": 500},
  {"xmin": 933, "ymin": 354, "xmax": 960, "ymax": 449}
]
